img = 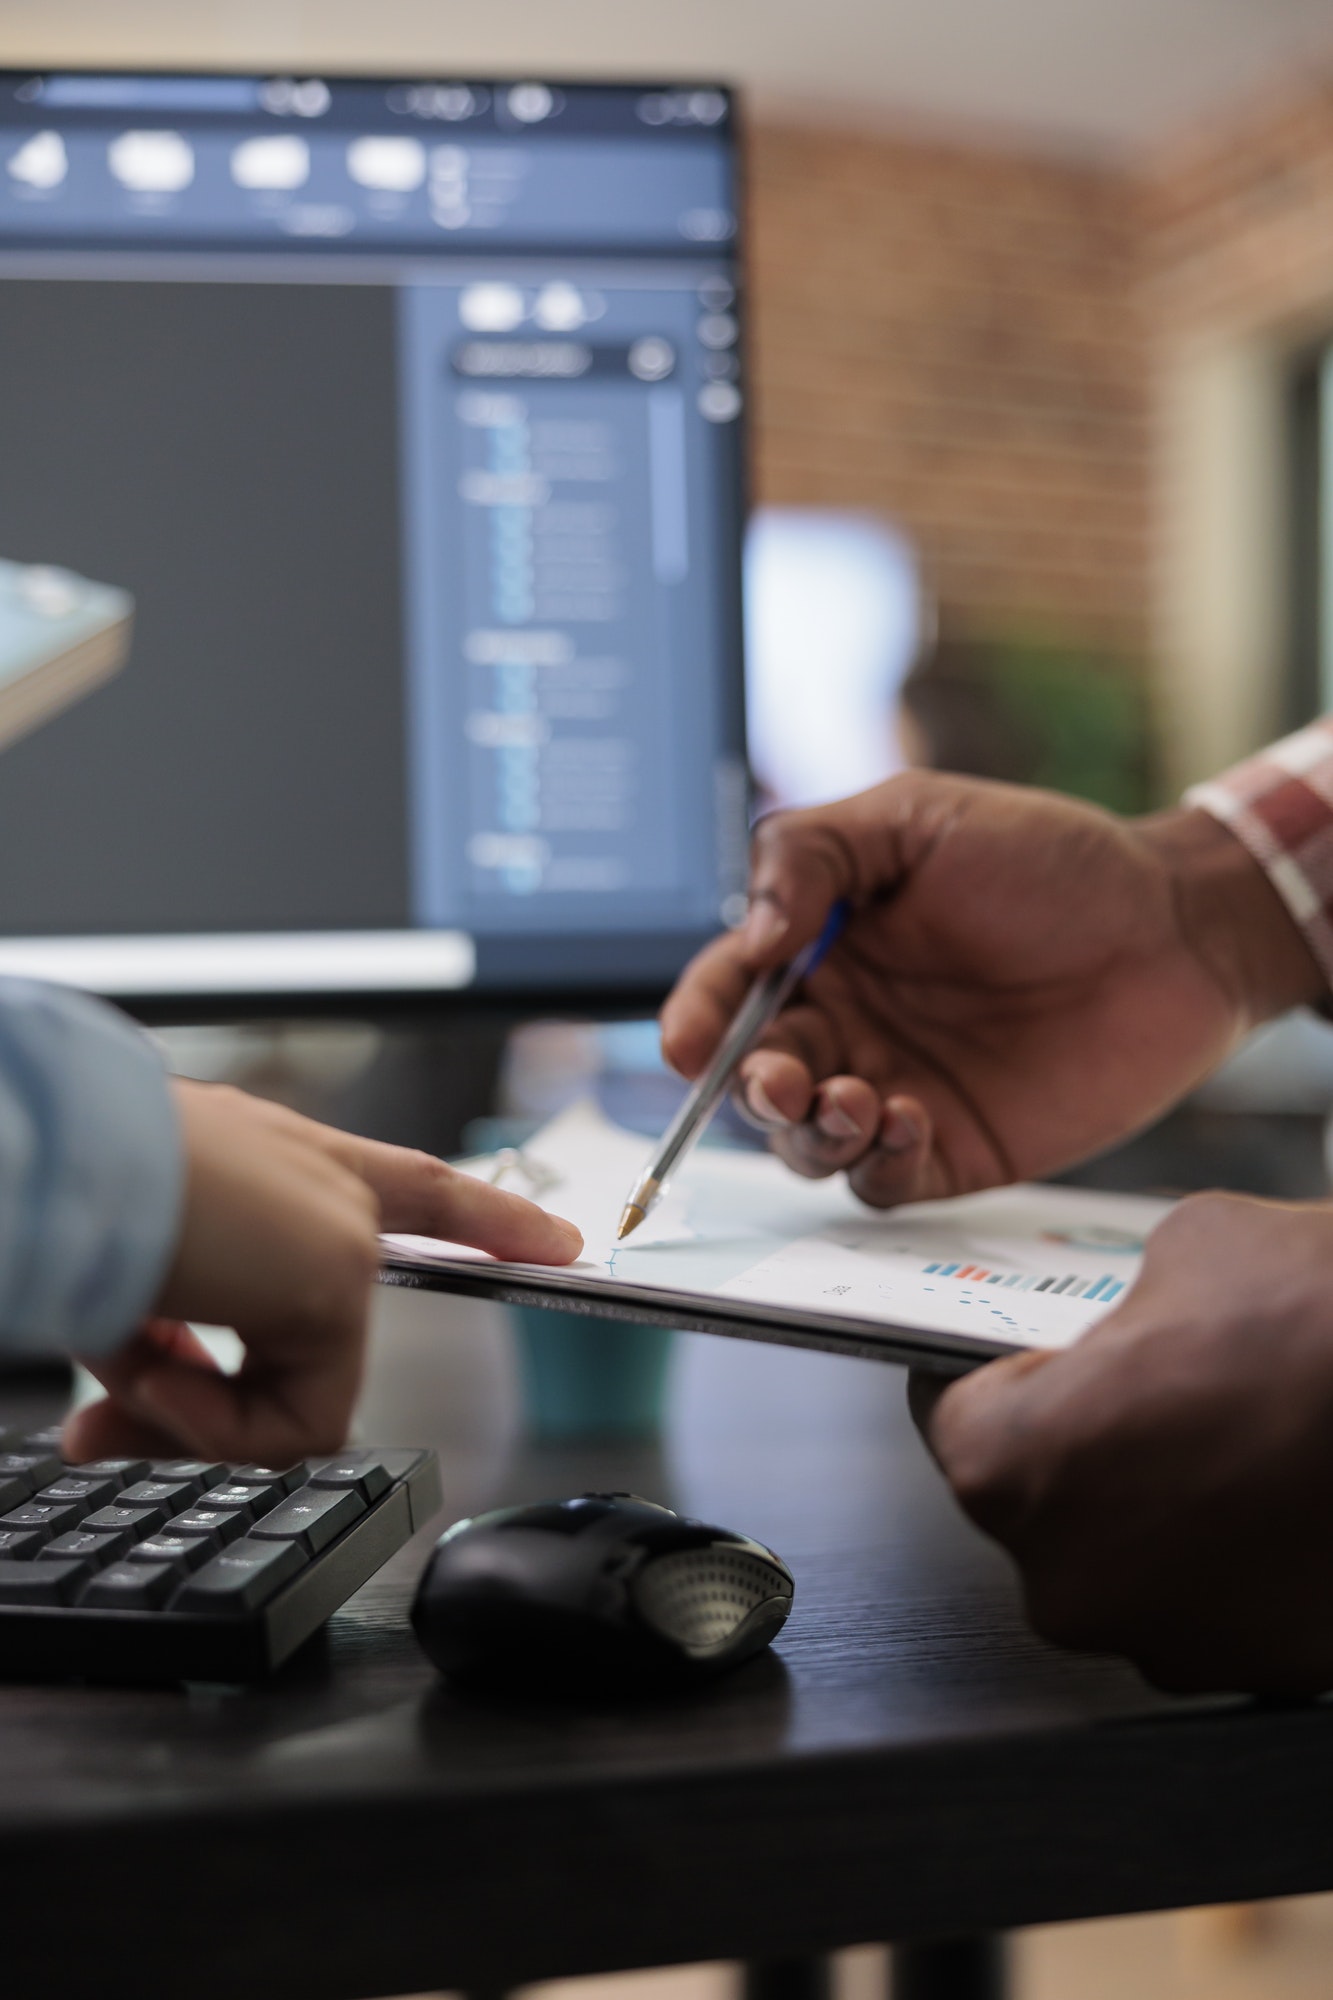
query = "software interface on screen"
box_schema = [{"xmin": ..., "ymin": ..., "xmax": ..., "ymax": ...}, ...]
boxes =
[{"xmin": 0, "ymin": 72, "xmax": 747, "ymax": 997}]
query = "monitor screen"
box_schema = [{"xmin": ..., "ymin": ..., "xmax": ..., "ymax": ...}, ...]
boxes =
[{"xmin": 0, "ymin": 72, "xmax": 747, "ymax": 1006}]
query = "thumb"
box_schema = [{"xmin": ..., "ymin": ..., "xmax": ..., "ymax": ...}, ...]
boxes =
[
  {"xmin": 914, "ymin": 1347, "xmax": 1057, "ymax": 1541},
  {"xmin": 131, "ymin": 1313, "xmax": 365, "ymax": 1463},
  {"xmin": 66, "ymin": 1319, "xmax": 225, "ymax": 1461}
]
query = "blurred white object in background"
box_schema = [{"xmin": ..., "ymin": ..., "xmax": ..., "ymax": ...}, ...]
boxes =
[
  {"xmin": 1190, "ymin": 1011, "xmax": 1333, "ymax": 1114},
  {"xmin": 1187, "ymin": 1011, "xmax": 1333, "ymax": 1194},
  {"xmin": 744, "ymin": 508, "xmax": 922, "ymax": 810}
]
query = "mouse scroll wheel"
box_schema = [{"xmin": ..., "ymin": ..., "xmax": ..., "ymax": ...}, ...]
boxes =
[{"xmin": 631, "ymin": 1547, "xmax": 787, "ymax": 1655}]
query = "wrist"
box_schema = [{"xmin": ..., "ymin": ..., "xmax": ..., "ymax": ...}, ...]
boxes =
[{"xmin": 1135, "ymin": 807, "xmax": 1326, "ymax": 1026}]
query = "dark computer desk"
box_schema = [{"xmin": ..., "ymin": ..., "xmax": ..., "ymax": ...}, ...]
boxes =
[{"xmin": 2, "ymin": 1108, "xmax": 1331, "ymax": 2000}]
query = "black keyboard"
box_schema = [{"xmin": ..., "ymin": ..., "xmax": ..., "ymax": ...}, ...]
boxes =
[{"xmin": 0, "ymin": 1428, "xmax": 441, "ymax": 1682}]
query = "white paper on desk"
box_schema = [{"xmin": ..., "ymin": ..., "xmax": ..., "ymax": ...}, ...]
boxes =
[
  {"xmin": 0, "ymin": 559, "xmax": 132, "ymax": 751},
  {"xmin": 383, "ymin": 1099, "xmax": 1172, "ymax": 1357}
]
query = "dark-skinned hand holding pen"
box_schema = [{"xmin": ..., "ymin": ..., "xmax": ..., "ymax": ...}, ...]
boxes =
[{"xmin": 659, "ymin": 770, "xmax": 1333, "ymax": 1694}]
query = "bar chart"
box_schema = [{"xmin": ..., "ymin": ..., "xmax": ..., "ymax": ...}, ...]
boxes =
[{"xmin": 922, "ymin": 1261, "xmax": 1125, "ymax": 1303}]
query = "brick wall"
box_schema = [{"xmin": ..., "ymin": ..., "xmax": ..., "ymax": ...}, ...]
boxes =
[
  {"xmin": 1139, "ymin": 69, "xmax": 1333, "ymax": 782},
  {"xmin": 1145, "ymin": 74, "xmax": 1333, "ymax": 341},
  {"xmin": 743, "ymin": 119, "xmax": 1150, "ymax": 651}
]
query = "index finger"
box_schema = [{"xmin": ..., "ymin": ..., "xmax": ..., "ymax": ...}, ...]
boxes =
[
  {"xmin": 659, "ymin": 929, "xmax": 756, "ymax": 1079},
  {"xmin": 661, "ymin": 793, "xmax": 885, "ymax": 1080},
  {"xmin": 321, "ymin": 1138, "xmax": 584, "ymax": 1263},
  {"xmin": 738, "ymin": 778, "xmax": 937, "ymax": 967}
]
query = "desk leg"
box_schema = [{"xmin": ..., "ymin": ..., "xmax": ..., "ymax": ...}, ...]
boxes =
[
  {"xmin": 891, "ymin": 1935, "xmax": 1008, "ymax": 2000},
  {"xmin": 743, "ymin": 1956, "xmax": 833, "ymax": 2000}
]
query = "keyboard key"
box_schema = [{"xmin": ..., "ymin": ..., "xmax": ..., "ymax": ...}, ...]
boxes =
[
  {"xmin": 0, "ymin": 1529, "xmax": 46, "ymax": 1558},
  {"xmin": 117, "ymin": 1479, "xmax": 198, "ymax": 1513},
  {"xmin": 168, "ymin": 1507, "xmax": 247, "ymax": 1547},
  {"xmin": 174, "ymin": 1537, "xmax": 305, "ymax": 1615},
  {"xmin": 40, "ymin": 1477, "xmax": 120, "ymax": 1511},
  {"xmin": 230, "ymin": 1464, "xmax": 308, "ymax": 1494},
  {"xmin": 0, "ymin": 1500, "xmax": 86, "ymax": 1539},
  {"xmin": 127, "ymin": 1534, "xmax": 211, "ymax": 1572},
  {"xmin": 0, "ymin": 1557, "xmax": 87, "ymax": 1604},
  {"xmin": 82, "ymin": 1562, "xmax": 178, "ymax": 1610},
  {"xmin": 81, "ymin": 1503, "xmax": 168, "ymax": 1538},
  {"xmin": 74, "ymin": 1459, "xmax": 148, "ymax": 1487},
  {"xmin": 147, "ymin": 1461, "xmax": 227, "ymax": 1494},
  {"xmin": 309, "ymin": 1454, "xmax": 391, "ymax": 1502},
  {"xmin": 218, "ymin": 1480, "xmax": 281, "ymax": 1517},
  {"xmin": 203, "ymin": 1485, "xmax": 261, "ymax": 1519},
  {"xmin": 40, "ymin": 1529, "xmax": 130, "ymax": 1565},
  {"xmin": 0, "ymin": 1452, "xmax": 61, "ymax": 1491},
  {"xmin": 249, "ymin": 1484, "xmax": 364, "ymax": 1554},
  {"xmin": 0, "ymin": 1476, "xmax": 30, "ymax": 1516}
]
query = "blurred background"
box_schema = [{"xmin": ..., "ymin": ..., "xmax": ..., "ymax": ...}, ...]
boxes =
[
  {"xmin": 8, "ymin": 4, "xmax": 1333, "ymax": 1997},
  {"xmin": 11, "ymin": 0, "xmax": 1333, "ymax": 814}
]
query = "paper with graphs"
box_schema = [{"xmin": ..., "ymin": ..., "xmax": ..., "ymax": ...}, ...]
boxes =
[{"xmin": 383, "ymin": 1099, "xmax": 1171, "ymax": 1357}]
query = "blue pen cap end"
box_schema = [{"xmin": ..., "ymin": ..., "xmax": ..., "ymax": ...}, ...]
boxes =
[{"xmin": 808, "ymin": 898, "xmax": 851, "ymax": 973}]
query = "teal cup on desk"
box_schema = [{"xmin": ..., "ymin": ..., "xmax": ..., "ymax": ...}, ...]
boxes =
[{"xmin": 510, "ymin": 1306, "xmax": 674, "ymax": 1440}]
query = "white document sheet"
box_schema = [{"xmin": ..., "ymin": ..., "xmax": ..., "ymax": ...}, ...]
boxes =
[
  {"xmin": 0, "ymin": 559, "xmax": 132, "ymax": 751},
  {"xmin": 383, "ymin": 1100, "xmax": 1172, "ymax": 1364}
]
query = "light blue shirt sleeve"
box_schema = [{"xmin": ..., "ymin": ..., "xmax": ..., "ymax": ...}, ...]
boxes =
[{"xmin": 0, "ymin": 978, "xmax": 183, "ymax": 1358}]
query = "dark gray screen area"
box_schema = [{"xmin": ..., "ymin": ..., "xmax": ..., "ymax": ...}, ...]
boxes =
[{"xmin": 0, "ymin": 278, "xmax": 408, "ymax": 934}]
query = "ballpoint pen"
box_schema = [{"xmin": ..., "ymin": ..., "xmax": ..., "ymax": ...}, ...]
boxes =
[{"xmin": 616, "ymin": 899, "xmax": 851, "ymax": 1241}]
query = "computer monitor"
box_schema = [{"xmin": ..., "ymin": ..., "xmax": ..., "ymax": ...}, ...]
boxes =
[{"xmin": 0, "ymin": 70, "xmax": 747, "ymax": 1011}]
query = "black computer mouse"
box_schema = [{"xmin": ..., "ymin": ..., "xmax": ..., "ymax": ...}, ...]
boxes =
[{"xmin": 411, "ymin": 1493, "xmax": 794, "ymax": 1690}]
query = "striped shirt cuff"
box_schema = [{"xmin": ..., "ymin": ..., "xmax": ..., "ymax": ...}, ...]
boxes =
[{"xmin": 1185, "ymin": 719, "xmax": 1333, "ymax": 989}]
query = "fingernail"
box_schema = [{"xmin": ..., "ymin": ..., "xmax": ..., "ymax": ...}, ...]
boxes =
[
  {"xmin": 816, "ymin": 1102, "xmax": 861, "ymax": 1141},
  {"xmin": 744, "ymin": 898, "xmax": 789, "ymax": 954},
  {"xmin": 880, "ymin": 1108, "xmax": 921, "ymax": 1154},
  {"xmin": 746, "ymin": 1078, "xmax": 792, "ymax": 1128}
]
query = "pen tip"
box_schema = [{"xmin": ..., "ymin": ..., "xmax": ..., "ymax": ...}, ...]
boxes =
[{"xmin": 617, "ymin": 1204, "xmax": 645, "ymax": 1242}]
